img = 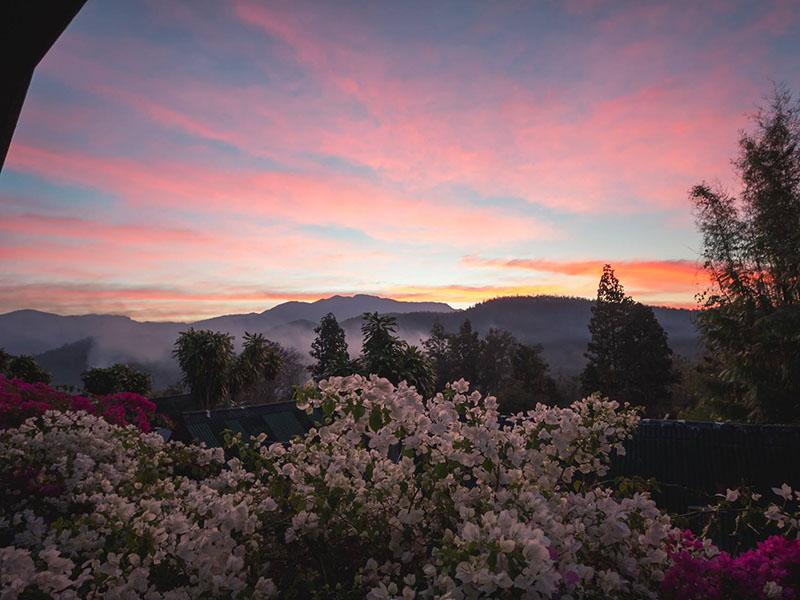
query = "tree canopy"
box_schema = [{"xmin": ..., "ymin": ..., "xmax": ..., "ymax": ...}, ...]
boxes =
[
  {"xmin": 0, "ymin": 350, "xmax": 51, "ymax": 384},
  {"xmin": 81, "ymin": 363, "xmax": 152, "ymax": 396},
  {"xmin": 421, "ymin": 320, "xmax": 558, "ymax": 413},
  {"xmin": 308, "ymin": 313, "xmax": 351, "ymax": 381},
  {"xmin": 173, "ymin": 329, "xmax": 283, "ymax": 410},
  {"xmin": 358, "ymin": 312, "xmax": 434, "ymax": 395},
  {"xmin": 581, "ymin": 265, "xmax": 675, "ymax": 416},
  {"xmin": 690, "ymin": 86, "xmax": 800, "ymax": 422}
]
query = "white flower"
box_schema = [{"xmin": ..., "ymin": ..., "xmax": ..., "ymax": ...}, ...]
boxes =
[
  {"xmin": 764, "ymin": 580, "xmax": 783, "ymax": 598},
  {"xmin": 773, "ymin": 483, "xmax": 793, "ymax": 500}
]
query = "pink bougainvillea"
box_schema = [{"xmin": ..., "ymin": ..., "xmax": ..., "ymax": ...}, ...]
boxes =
[
  {"xmin": 662, "ymin": 530, "xmax": 800, "ymax": 599},
  {"xmin": 0, "ymin": 375, "xmax": 157, "ymax": 432}
]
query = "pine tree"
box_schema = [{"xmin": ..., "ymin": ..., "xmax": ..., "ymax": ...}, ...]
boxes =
[
  {"xmin": 581, "ymin": 265, "xmax": 632, "ymax": 400},
  {"xmin": 309, "ymin": 313, "xmax": 351, "ymax": 381},
  {"xmin": 477, "ymin": 328, "xmax": 516, "ymax": 395},
  {"xmin": 581, "ymin": 265, "xmax": 675, "ymax": 416}
]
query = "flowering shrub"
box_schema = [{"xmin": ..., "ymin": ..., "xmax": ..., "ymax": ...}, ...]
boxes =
[
  {"xmin": 0, "ymin": 375, "xmax": 157, "ymax": 432},
  {"xmin": 660, "ymin": 485, "xmax": 800, "ymax": 599},
  {"xmin": 661, "ymin": 531, "xmax": 800, "ymax": 599},
  {"xmin": 1, "ymin": 374, "xmax": 796, "ymax": 599},
  {"xmin": 0, "ymin": 375, "xmax": 678, "ymax": 599},
  {"xmin": 682, "ymin": 483, "xmax": 800, "ymax": 550}
]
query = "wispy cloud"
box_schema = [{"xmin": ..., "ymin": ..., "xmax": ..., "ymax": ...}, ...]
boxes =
[{"xmin": 1, "ymin": 0, "xmax": 797, "ymax": 319}]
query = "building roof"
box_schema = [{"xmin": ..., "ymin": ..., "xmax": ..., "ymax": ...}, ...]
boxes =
[{"xmin": 180, "ymin": 401, "xmax": 320, "ymax": 447}]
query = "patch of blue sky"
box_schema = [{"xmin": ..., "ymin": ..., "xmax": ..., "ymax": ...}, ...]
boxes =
[
  {"xmin": 296, "ymin": 224, "xmax": 378, "ymax": 245},
  {"xmin": 428, "ymin": 183, "xmax": 563, "ymax": 228},
  {"xmin": 0, "ymin": 171, "xmax": 118, "ymax": 213},
  {"xmin": 303, "ymin": 153, "xmax": 379, "ymax": 181},
  {"xmin": 500, "ymin": 210, "xmax": 702, "ymax": 262}
]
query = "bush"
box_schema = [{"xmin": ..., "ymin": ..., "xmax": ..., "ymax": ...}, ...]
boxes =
[
  {"xmin": 662, "ymin": 531, "xmax": 800, "ymax": 599},
  {"xmin": 0, "ymin": 375, "xmax": 157, "ymax": 432},
  {"xmin": 0, "ymin": 375, "xmax": 797, "ymax": 598}
]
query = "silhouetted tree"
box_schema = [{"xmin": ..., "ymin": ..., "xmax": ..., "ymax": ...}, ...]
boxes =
[
  {"xmin": 360, "ymin": 312, "xmax": 403, "ymax": 381},
  {"xmin": 449, "ymin": 320, "xmax": 483, "ymax": 385},
  {"xmin": 309, "ymin": 313, "xmax": 352, "ymax": 381},
  {"xmin": 359, "ymin": 312, "xmax": 433, "ymax": 394},
  {"xmin": 3, "ymin": 354, "xmax": 51, "ymax": 384},
  {"xmin": 398, "ymin": 342, "xmax": 435, "ymax": 397},
  {"xmin": 581, "ymin": 265, "xmax": 675, "ymax": 416},
  {"xmin": 422, "ymin": 320, "xmax": 453, "ymax": 390},
  {"xmin": 581, "ymin": 265, "xmax": 631, "ymax": 400},
  {"xmin": 498, "ymin": 342, "xmax": 559, "ymax": 414},
  {"xmin": 421, "ymin": 321, "xmax": 558, "ymax": 411},
  {"xmin": 173, "ymin": 328, "xmax": 235, "ymax": 410},
  {"xmin": 82, "ymin": 363, "xmax": 152, "ymax": 396},
  {"xmin": 691, "ymin": 86, "xmax": 800, "ymax": 422},
  {"xmin": 230, "ymin": 332, "xmax": 283, "ymax": 403},
  {"xmin": 478, "ymin": 328, "xmax": 517, "ymax": 395},
  {"xmin": 237, "ymin": 346, "xmax": 309, "ymax": 405}
]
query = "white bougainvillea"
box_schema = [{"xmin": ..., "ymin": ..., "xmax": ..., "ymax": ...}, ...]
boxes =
[{"xmin": 1, "ymin": 376, "xmax": 676, "ymax": 599}]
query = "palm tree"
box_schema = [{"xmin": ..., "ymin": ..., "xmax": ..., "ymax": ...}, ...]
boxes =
[{"xmin": 173, "ymin": 328, "xmax": 235, "ymax": 410}]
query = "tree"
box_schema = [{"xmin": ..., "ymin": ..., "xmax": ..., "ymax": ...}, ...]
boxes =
[
  {"xmin": 0, "ymin": 348, "xmax": 11, "ymax": 374},
  {"xmin": 448, "ymin": 320, "xmax": 483, "ymax": 386},
  {"xmin": 581, "ymin": 265, "xmax": 676, "ymax": 416},
  {"xmin": 4, "ymin": 355, "xmax": 51, "ymax": 384},
  {"xmin": 422, "ymin": 320, "xmax": 453, "ymax": 391},
  {"xmin": 236, "ymin": 346, "xmax": 310, "ymax": 405},
  {"xmin": 309, "ymin": 313, "xmax": 352, "ymax": 381},
  {"xmin": 690, "ymin": 86, "xmax": 800, "ymax": 422},
  {"xmin": 581, "ymin": 265, "xmax": 632, "ymax": 400},
  {"xmin": 398, "ymin": 342, "xmax": 435, "ymax": 398},
  {"xmin": 498, "ymin": 342, "xmax": 559, "ymax": 414},
  {"xmin": 230, "ymin": 333, "xmax": 283, "ymax": 403},
  {"xmin": 477, "ymin": 328, "xmax": 517, "ymax": 395},
  {"xmin": 173, "ymin": 328, "xmax": 235, "ymax": 410},
  {"xmin": 359, "ymin": 312, "xmax": 433, "ymax": 394},
  {"xmin": 82, "ymin": 363, "xmax": 152, "ymax": 396},
  {"xmin": 360, "ymin": 312, "xmax": 403, "ymax": 381}
]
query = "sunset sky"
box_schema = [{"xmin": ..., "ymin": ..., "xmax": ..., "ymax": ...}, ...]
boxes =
[{"xmin": 1, "ymin": 0, "xmax": 799, "ymax": 321}]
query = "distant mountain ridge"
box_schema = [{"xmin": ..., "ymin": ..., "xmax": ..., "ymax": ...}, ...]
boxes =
[{"xmin": 0, "ymin": 294, "xmax": 700, "ymax": 389}]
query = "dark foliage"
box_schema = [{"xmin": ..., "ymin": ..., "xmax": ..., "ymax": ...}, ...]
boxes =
[
  {"xmin": 690, "ymin": 86, "xmax": 800, "ymax": 422},
  {"xmin": 308, "ymin": 313, "xmax": 352, "ymax": 381},
  {"xmin": 81, "ymin": 363, "xmax": 152, "ymax": 396},
  {"xmin": 0, "ymin": 350, "xmax": 51, "ymax": 384},
  {"xmin": 421, "ymin": 320, "xmax": 558, "ymax": 413},
  {"xmin": 358, "ymin": 312, "xmax": 434, "ymax": 395},
  {"xmin": 173, "ymin": 329, "xmax": 283, "ymax": 409},
  {"xmin": 581, "ymin": 265, "xmax": 676, "ymax": 416}
]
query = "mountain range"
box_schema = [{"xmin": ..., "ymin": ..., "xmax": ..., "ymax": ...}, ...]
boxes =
[{"xmin": 0, "ymin": 294, "xmax": 701, "ymax": 389}]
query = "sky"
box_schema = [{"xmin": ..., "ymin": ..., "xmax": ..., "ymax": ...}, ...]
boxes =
[{"xmin": 1, "ymin": 0, "xmax": 799, "ymax": 321}]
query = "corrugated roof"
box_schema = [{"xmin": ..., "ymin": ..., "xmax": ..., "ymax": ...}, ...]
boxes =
[{"xmin": 181, "ymin": 401, "xmax": 316, "ymax": 446}]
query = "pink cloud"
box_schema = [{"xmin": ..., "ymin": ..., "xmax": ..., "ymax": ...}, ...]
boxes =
[
  {"xmin": 231, "ymin": 0, "xmax": 755, "ymax": 214},
  {"xmin": 5, "ymin": 143, "xmax": 559, "ymax": 246},
  {"xmin": 463, "ymin": 256, "xmax": 709, "ymax": 299}
]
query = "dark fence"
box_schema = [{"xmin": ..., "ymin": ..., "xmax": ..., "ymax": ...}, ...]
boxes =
[
  {"xmin": 610, "ymin": 419, "xmax": 800, "ymax": 509},
  {"xmin": 609, "ymin": 419, "xmax": 800, "ymax": 550}
]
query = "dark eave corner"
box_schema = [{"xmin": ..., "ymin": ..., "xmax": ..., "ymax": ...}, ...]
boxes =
[{"xmin": 0, "ymin": 0, "xmax": 88, "ymax": 171}]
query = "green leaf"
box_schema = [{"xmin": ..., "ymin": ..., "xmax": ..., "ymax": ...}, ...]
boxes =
[{"xmin": 369, "ymin": 406, "xmax": 383, "ymax": 432}]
